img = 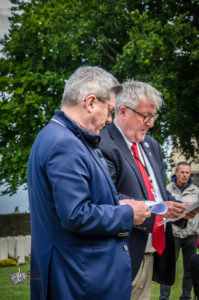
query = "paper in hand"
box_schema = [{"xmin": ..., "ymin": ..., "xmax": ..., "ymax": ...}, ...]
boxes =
[{"xmin": 145, "ymin": 201, "xmax": 168, "ymax": 215}]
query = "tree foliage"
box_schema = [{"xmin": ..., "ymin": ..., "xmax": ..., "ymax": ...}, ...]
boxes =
[{"xmin": 0, "ymin": 0, "xmax": 199, "ymax": 194}]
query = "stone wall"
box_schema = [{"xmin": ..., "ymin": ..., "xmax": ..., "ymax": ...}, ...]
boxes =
[{"xmin": 192, "ymin": 173, "xmax": 199, "ymax": 187}]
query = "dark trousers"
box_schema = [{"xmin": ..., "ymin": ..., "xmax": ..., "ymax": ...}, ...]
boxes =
[
  {"xmin": 159, "ymin": 235, "xmax": 197, "ymax": 300},
  {"xmin": 190, "ymin": 254, "xmax": 199, "ymax": 298}
]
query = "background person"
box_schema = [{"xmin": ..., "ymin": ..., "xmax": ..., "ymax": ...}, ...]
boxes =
[
  {"xmin": 160, "ymin": 162, "xmax": 199, "ymax": 300},
  {"xmin": 28, "ymin": 66, "xmax": 151, "ymax": 300},
  {"xmin": 99, "ymin": 81, "xmax": 189, "ymax": 300}
]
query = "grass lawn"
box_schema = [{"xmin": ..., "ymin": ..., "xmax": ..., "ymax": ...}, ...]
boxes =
[
  {"xmin": 0, "ymin": 263, "xmax": 30, "ymax": 300},
  {"xmin": 0, "ymin": 250, "xmax": 197, "ymax": 299},
  {"xmin": 150, "ymin": 249, "xmax": 197, "ymax": 300}
]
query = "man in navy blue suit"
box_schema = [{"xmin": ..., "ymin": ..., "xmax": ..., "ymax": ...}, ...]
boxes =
[
  {"xmin": 28, "ymin": 67, "xmax": 151, "ymax": 300},
  {"xmin": 99, "ymin": 81, "xmax": 194, "ymax": 300}
]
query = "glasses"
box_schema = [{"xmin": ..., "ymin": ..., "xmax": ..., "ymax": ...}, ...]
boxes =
[
  {"xmin": 125, "ymin": 106, "xmax": 159, "ymax": 123},
  {"xmin": 97, "ymin": 97, "xmax": 115, "ymax": 117}
]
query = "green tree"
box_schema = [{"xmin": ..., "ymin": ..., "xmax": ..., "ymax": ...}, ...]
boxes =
[{"xmin": 0, "ymin": 0, "xmax": 198, "ymax": 194}]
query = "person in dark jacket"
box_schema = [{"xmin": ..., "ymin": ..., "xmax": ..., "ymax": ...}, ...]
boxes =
[{"xmin": 99, "ymin": 81, "xmax": 194, "ymax": 300}]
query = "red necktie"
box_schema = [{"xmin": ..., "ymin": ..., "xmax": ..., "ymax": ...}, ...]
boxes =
[{"xmin": 131, "ymin": 143, "xmax": 165, "ymax": 255}]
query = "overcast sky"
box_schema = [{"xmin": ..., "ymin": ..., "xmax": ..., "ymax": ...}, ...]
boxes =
[{"xmin": 0, "ymin": 0, "xmax": 12, "ymax": 38}]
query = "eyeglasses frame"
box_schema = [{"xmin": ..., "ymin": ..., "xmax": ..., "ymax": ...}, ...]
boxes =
[
  {"xmin": 125, "ymin": 106, "xmax": 159, "ymax": 123},
  {"xmin": 97, "ymin": 97, "xmax": 115, "ymax": 117}
]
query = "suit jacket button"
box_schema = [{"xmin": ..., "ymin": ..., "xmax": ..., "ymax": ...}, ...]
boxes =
[
  {"xmin": 118, "ymin": 232, "xmax": 129, "ymax": 237},
  {"xmin": 123, "ymin": 245, "xmax": 128, "ymax": 251}
]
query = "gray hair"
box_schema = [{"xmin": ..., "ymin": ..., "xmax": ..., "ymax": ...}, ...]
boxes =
[
  {"xmin": 115, "ymin": 80, "xmax": 163, "ymax": 114},
  {"xmin": 175, "ymin": 161, "xmax": 190, "ymax": 172},
  {"xmin": 61, "ymin": 66, "xmax": 120, "ymax": 106}
]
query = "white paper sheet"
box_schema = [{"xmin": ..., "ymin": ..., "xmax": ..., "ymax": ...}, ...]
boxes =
[{"xmin": 145, "ymin": 201, "xmax": 168, "ymax": 215}]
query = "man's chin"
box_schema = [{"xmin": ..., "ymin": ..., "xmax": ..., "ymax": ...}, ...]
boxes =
[{"xmin": 138, "ymin": 134, "xmax": 146, "ymax": 142}]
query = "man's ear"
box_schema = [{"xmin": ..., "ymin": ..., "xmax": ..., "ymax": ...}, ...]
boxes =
[
  {"xmin": 84, "ymin": 94, "xmax": 96, "ymax": 112},
  {"xmin": 119, "ymin": 106, "xmax": 128, "ymax": 120}
]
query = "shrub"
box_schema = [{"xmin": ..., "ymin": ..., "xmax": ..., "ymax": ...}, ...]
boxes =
[{"xmin": 0, "ymin": 258, "xmax": 18, "ymax": 267}]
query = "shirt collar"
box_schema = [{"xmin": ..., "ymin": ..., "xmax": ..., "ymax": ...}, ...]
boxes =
[
  {"xmin": 114, "ymin": 120, "xmax": 133, "ymax": 149},
  {"xmin": 54, "ymin": 109, "xmax": 101, "ymax": 148}
]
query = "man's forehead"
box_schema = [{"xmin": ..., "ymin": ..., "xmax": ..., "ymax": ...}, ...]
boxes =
[
  {"xmin": 177, "ymin": 165, "xmax": 191, "ymax": 172},
  {"xmin": 136, "ymin": 98, "xmax": 156, "ymax": 108}
]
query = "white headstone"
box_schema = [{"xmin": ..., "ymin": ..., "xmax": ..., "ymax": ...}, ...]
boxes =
[
  {"xmin": 7, "ymin": 236, "xmax": 15, "ymax": 258},
  {"xmin": 24, "ymin": 235, "xmax": 31, "ymax": 256},
  {"xmin": 0, "ymin": 237, "xmax": 8, "ymax": 260},
  {"xmin": 15, "ymin": 235, "xmax": 25, "ymax": 263}
]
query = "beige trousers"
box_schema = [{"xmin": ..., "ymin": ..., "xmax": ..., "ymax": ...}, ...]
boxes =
[{"xmin": 130, "ymin": 253, "xmax": 154, "ymax": 300}]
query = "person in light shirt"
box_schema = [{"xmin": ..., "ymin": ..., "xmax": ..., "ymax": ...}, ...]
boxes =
[{"xmin": 160, "ymin": 162, "xmax": 199, "ymax": 300}]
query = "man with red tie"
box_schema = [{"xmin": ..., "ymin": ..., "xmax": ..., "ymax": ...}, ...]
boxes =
[{"xmin": 99, "ymin": 81, "xmax": 191, "ymax": 300}]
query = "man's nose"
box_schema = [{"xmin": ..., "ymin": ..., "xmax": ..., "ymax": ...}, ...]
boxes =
[{"xmin": 146, "ymin": 118, "xmax": 154, "ymax": 128}]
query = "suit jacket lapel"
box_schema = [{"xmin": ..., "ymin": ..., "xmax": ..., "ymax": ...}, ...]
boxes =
[{"xmin": 107, "ymin": 123, "xmax": 149, "ymax": 199}]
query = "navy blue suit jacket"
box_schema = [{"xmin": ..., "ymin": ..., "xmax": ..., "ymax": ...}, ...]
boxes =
[
  {"xmin": 28, "ymin": 113, "xmax": 134, "ymax": 300},
  {"xmin": 99, "ymin": 122, "xmax": 184, "ymax": 284}
]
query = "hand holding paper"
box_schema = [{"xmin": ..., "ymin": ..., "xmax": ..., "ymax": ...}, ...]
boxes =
[
  {"xmin": 184, "ymin": 202, "xmax": 199, "ymax": 219},
  {"xmin": 119, "ymin": 199, "xmax": 151, "ymax": 224},
  {"xmin": 163, "ymin": 201, "xmax": 187, "ymax": 219},
  {"xmin": 158, "ymin": 201, "xmax": 199, "ymax": 226}
]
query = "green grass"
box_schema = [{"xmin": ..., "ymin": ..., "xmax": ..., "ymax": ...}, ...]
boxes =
[
  {"xmin": 0, "ymin": 250, "xmax": 197, "ymax": 299},
  {"xmin": 150, "ymin": 249, "xmax": 198, "ymax": 300},
  {"xmin": 0, "ymin": 263, "xmax": 30, "ymax": 300}
]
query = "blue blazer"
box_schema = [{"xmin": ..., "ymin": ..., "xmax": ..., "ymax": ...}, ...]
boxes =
[
  {"xmin": 28, "ymin": 114, "xmax": 134, "ymax": 300},
  {"xmin": 99, "ymin": 122, "xmax": 184, "ymax": 284}
]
